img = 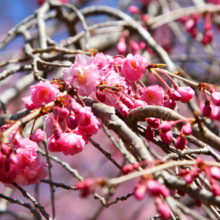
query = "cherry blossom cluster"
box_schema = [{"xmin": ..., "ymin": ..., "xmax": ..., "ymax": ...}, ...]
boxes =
[
  {"xmin": 0, "ymin": 126, "xmax": 47, "ymax": 186},
  {"xmin": 199, "ymin": 83, "xmax": 220, "ymax": 120},
  {"xmin": 179, "ymin": 158, "xmax": 220, "ymax": 197},
  {"xmin": 179, "ymin": 13, "xmax": 213, "ymax": 45}
]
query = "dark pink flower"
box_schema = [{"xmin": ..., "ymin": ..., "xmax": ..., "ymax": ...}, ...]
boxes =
[
  {"xmin": 31, "ymin": 129, "xmax": 45, "ymax": 142},
  {"xmin": 146, "ymin": 117, "xmax": 160, "ymax": 129},
  {"xmin": 141, "ymin": 85, "xmax": 165, "ymax": 106},
  {"xmin": 158, "ymin": 121, "xmax": 173, "ymax": 133},
  {"xmin": 160, "ymin": 131, "xmax": 173, "ymax": 145},
  {"xmin": 121, "ymin": 54, "xmax": 149, "ymax": 82},
  {"xmin": 164, "ymin": 99, "xmax": 176, "ymax": 109},
  {"xmin": 145, "ymin": 126, "xmax": 154, "ymax": 141},
  {"xmin": 203, "ymin": 100, "xmax": 212, "ymax": 117},
  {"xmin": 175, "ymin": 136, "xmax": 187, "ymax": 150},
  {"xmin": 182, "ymin": 123, "xmax": 192, "ymax": 135},
  {"xmin": 176, "ymin": 86, "xmax": 195, "ymax": 103}
]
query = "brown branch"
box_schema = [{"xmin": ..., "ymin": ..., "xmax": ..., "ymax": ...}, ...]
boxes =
[
  {"xmin": 89, "ymin": 138, "xmax": 122, "ymax": 170},
  {"xmin": 41, "ymin": 179, "xmax": 77, "ymax": 190}
]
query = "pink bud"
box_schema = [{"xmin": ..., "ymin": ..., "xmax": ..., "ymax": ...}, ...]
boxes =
[
  {"xmin": 53, "ymin": 106, "xmax": 69, "ymax": 118},
  {"xmin": 31, "ymin": 129, "xmax": 45, "ymax": 142},
  {"xmin": 178, "ymin": 15, "xmax": 189, "ymax": 24},
  {"xmin": 175, "ymin": 136, "xmax": 187, "ymax": 150},
  {"xmin": 147, "ymin": 180, "xmax": 162, "ymax": 196},
  {"xmin": 211, "ymin": 91, "xmax": 220, "ymax": 106},
  {"xmin": 129, "ymin": 5, "xmax": 140, "ymax": 14},
  {"xmin": 134, "ymin": 181, "xmax": 147, "ymax": 200},
  {"xmin": 164, "ymin": 99, "xmax": 176, "ymax": 110},
  {"xmin": 168, "ymin": 89, "xmax": 181, "ymax": 101},
  {"xmin": 145, "ymin": 126, "xmax": 154, "ymax": 141},
  {"xmin": 66, "ymin": 112, "xmax": 77, "ymax": 130},
  {"xmin": 203, "ymin": 100, "xmax": 212, "ymax": 117},
  {"xmin": 133, "ymin": 100, "xmax": 147, "ymax": 108},
  {"xmin": 96, "ymin": 90, "xmax": 106, "ymax": 102},
  {"xmin": 211, "ymin": 183, "xmax": 220, "ymax": 196},
  {"xmin": 146, "ymin": 118, "xmax": 160, "ymax": 129},
  {"xmin": 116, "ymin": 41, "xmax": 127, "ymax": 54},
  {"xmin": 141, "ymin": 14, "xmax": 148, "ymax": 22},
  {"xmin": 117, "ymin": 102, "xmax": 129, "ymax": 117},
  {"xmin": 210, "ymin": 167, "xmax": 220, "ymax": 180},
  {"xmin": 182, "ymin": 123, "xmax": 192, "ymax": 135},
  {"xmin": 194, "ymin": 199, "xmax": 202, "ymax": 207},
  {"xmin": 160, "ymin": 131, "xmax": 173, "ymax": 145},
  {"xmin": 69, "ymin": 98, "xmax": 82, "ymax": 113},
  {"xmin": 185, "ymin": 174, "xmax": 193, "ymax": 184},
  {"xmin": 158, "ymin": 121, "xmax": 173, "ymax": 133},
  {"xmin": 185, "ymin": 19, "xmax": 195, "ymax": 33},
  {"xmin": 204, "ymin": 21, "xmax": 212, "ymax": 30},
  {"xmin": 119, "ymin": 94, "xmax": 134, "ymax": 108},
  {"xmin": 176, "ymin": 86, "xmax": 195, "ymax": 103},
  {"xmin": 122, "ymin": 164, "xmax": 139, "ymax": 174},
  {"xmin": 155, "ymin": 197, "xmax": 171, "ymax": 219},
  {"xmin": 139, "ymin": 42, "xmax": 146, "ymax": 50}
]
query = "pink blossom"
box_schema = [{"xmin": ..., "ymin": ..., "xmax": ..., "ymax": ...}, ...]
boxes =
[
  {"xmin": 96, "ymin": 90, "xmax": 106, "ymax": 102},
  {"xmin": 146, "ymin": 117, "xmax": 160, "ymax": 129},
  {"xmin": 129, "ymin": 5, "xmax": 140, "ymax": 14},
  {"xmin": 121, "ymin": 54, "xmax": 149, "ymax": 82},
  {"xmin": 117, "ymin": 102, "xmax": 129, "ymax": 117},
  {"xmin": 176, "ymin": 86, "xmax": 195, "ymax": 103},
  {"xmin": 78, "ymin": 114, "xmax": 101, "ymax": 135},
  {"xmin": 22, "ymin": 96, "xmax": 36, "ymax": 110},
  {"xmin": 182, "ymin": 123, "xmax": 192, "ymax": 135},
  {"xmin": 44, "ymin": 115, "xmax": 54, "ymax": 138},
  {"xmin": 133, "ymin": 99, "xmax": 147, "ymax": 108},
  {"xmin": 211, "ymin": 91, "xmax": 220, "ymax": 106},
  {"xmin": 76, "ymin": 107, "xmax": 93, "ymax": 126},
  {"xmin": 9, "ymin": 130, "xmax": 22, "ymax": 146},
  {"xmin": 203, "ymin": 100, "xmax": 212, "ymax": 117},
  {"xmin": 158, "ymin": 121, "xmax": 173, "ymax": 133},
  {"xmin": 164, "ymin": 99, "xmax": 176, "ymax": 109},
  {"xmin": 76, "ymin": 179, "xmax": 95, "ymax": 197},
  {"xmin": 160, "ymin": 131, "xmax": 173, "ymax": 145},
  {"xmin": 210, "ymin": 167, "xmax": 220, "ymax": 180},
  {"xmin": 92, "ymin": 53, "xmax": 110, "ymax": 74},
  {"xmin": 16, "ymin": 137, "xmax": 38, "ymax": 151},
  {"xmin": 116, "ymin": 41, "xmax": 127, "ymax": 54},
  {"xmin": 63, "ymin": 54, "xmax": 100, "ymax": 96},
  {"xmin": 168, "ymin": 89, "xmax": 181, "ymax": 101},
  {"xmin": 31, "ymin": 129, "xmax": 45, "ymax": 142},
  {"xmin": 141, "ymin": 85, "xmax": 164, "ymax": 106},
  {"xmin": 134, "ymin": 181, "xmax": 147, "ymax": 200},
  {"xmin": 175, "ymin": 136, "xmax": 187, "ymax": 150},
  {"xmin": 147, "ymin": 180, "xmax": 169, "ymax": 198},
  {"xmin": 48, "ymin": 132, "xmax": 85, "ymax": 156},
  {"xmin": 145, "ymin": 126, "xmax": 154, "ymax": 141},
  {"xmin": 15, "ymin": 146, "xmax": 48, "ymax": 185},
  {"xmin": 155, "ymin": 197, "xmax": 171, "ymax": 219},
  {"xmin": 25, "ymin": 81, "xmax": 60, "ymax": 108}
]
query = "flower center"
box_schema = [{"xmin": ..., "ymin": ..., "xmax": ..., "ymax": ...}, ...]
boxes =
[
  {"xmin": 130, "ymin": 61, "xmax": 137, "ymax": 71},
  {"xmin": 76, "ymin": 69, "xmax": 88, "ymax": 83},
  {"xmin": 39, "ymin": 88, "xmax": 49, "ymax": 99},
  {"xmin": 146, "ymin": 91, "xmax": 155, "ymax": 101}
]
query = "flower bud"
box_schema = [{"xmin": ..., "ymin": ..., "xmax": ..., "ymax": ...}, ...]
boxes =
[{"xmin": 31, "ymin": 129, "xmax": 45, "ymax": 142}]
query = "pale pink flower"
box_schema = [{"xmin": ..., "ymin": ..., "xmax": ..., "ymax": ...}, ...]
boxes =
[
  {"xmin": 121, "ymin": 54, "xmax": 149, "ymax": 82},
  {"xmin": 92, "ymin": 53, "xmax": 110, "ymax": 74},
  {"xmin": 141, "ymin": 85, "xmax": 165, "ymax": 106},
  {"xmin": 48, "ymin": 132, "xmax": 85, "ymax": 156},
  {"xmin": 16, "ymin": 137, "xmax": 38, "ymax": 151},
  {"xmin": 31, "ymin": 129, "xmax": 45, "ymax": 142},
  {"xmin": 63, "ymin": 54, "xmax": 100, "ymax": 96},
  {"xmin": 176, "ymin": 86, "xmax": 195, "ymax": 103}
]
